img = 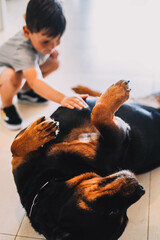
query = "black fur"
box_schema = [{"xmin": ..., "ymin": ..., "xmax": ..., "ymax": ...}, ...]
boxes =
[{"xmin": 12, "ymin": 95, "xmax": 160, "ymax": 240}]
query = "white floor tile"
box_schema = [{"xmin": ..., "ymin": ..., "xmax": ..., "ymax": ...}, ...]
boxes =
[
  {"xmin": 148, "ymin": 167, "xmax": 160, "ymax": 240},
  {"xmin": 0, "ymin": 235, "xmax": 15, "ymax": 240},
  {"xmin": 120, "ymin": 173, "xmax": 150, "ymax": 240},
  {"xmin": 17, "ymin": 216, "xmax": 44, "ymax": 239},
  {"xmin": 0, "ymin": 150, "xmax": 25, "ymax": 235}
]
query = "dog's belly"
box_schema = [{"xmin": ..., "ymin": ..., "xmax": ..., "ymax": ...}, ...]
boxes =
[
  {"xmin": 50, "ymin": 101, "xmax": 160, "ymax": 174},
  {"xmin": 116, "ymin": 103, "xmax": 160, "ymax": 172}
]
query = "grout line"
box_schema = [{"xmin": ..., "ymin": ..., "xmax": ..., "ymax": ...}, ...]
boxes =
[
  {"xmin": 14, "ymin": 213, "xmax": 26, "ymax": 239},
  {"xmin": 0, "ymin": 233, "xmax": 15, "ymax": 236},
  {"xmin": 0, "ymin": 233, "xmax": 16, "ymax": 237},
  {"xmin": 14, "ymin": 235, "xmax": 45, "ymax": 240},
  {"xmin": 13, "ymin": 214, "xmax": 45, "ymax": 239},
  {"xmin": 147, "ymin": 171, "xmax": 151, "ymax": 240}
]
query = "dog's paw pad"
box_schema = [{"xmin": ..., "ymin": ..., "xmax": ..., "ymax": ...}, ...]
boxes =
[
  {"xmin": 123, "ymin": 80, "xmax": 131, "ymax": 92},
  {"xmin": 48, "ymin": 118, "xmax": 60, "ymax": 136},
  {"xmin": 113, "ymin": 80, "xmax": 131, "ymax": 96}
]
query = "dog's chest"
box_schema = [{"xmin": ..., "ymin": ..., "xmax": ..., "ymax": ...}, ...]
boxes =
[
  {"xmin": 46, "ymin": 123, "xmax": 100, "ymax": 158},
  {"xmin": 63, "ymin": 123, "xmax": 99, "ymax": 143},
  {"xmin": 78, "ymin": 133, "xmax": 99, "ymax": 142}
]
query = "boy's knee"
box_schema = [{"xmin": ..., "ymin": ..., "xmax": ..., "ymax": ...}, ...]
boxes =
[
  {"xmin": 8, "ymin": 69, "xmax": 23, "ymax": 88},
  {"xmin": 48, "ymin": 57, "xmax": 59, "ymax": 71},
  {"xmin": 40, "ymin": 58, "xmax": 59, "ymax": 77},
  {"xmin": 52, "ymin": 58, "xmax": 59, "ymax": 71},
  {"xmin": 0, "ymin": 68, "xmax": 16, "ymax": 84}
]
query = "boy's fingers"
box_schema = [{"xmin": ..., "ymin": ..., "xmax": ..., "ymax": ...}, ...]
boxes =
[
  {"xmin": 65, "ymin": 102, "xmax": 81, "ymax": 110},
  {"xmin": 74, "ymin": 98, "xmax": 88, "ymax": 108},
  {"xmin": 65, "ymin": 104, "xmax": 74, "ymax": 109},
  {"xmin": 61, "ymin": 96, "xmax": 88, "ymax": 109},
  {"xmin": 72, "ymin": 103, "xmax": 82, "ymax": 110}
]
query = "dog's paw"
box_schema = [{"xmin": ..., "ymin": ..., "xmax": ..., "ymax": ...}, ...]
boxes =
[
  {"xmin": 100, "ymin": 80, "xmax": 130, "ymax": 106},
  {"xmin": 95, "ymin": 80, "xmax": 131, "ymax": 114},
  {"xmin": 27, "ymin": 117, "xmax": 59, "ymax": 145},
  {"xmin": 115, "ymin": 79, "xmax": 131, "ymax": 91},
  {"xmin": 38, "ymin": 117, "xmax": 59, "ymax": 137},
  {"xmin": 109, "ymin": 80, "xmax": 131, "ymax": 99}
]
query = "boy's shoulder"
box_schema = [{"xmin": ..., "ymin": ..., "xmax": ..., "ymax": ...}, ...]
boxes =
[
  {"xmin": 0, "ymin": 30, "xmax": 39, "ymax": 72},
  {"xmin": 5, "ymin": 30, "xmax": 33, "ymax": 50},
  {"xmin": 0, "ymin": 30, "xmax": 35, "ymax": 54}
]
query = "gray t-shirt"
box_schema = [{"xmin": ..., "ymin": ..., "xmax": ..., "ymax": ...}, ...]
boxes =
[{"xmin": 0, "ymin": 30, "xmax": 47, "ymax": 72}]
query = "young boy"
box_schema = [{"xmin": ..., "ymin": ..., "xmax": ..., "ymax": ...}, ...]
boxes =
[{"xmin": 0, "ymin": 0, "xmax": 88, "ymax": 130}]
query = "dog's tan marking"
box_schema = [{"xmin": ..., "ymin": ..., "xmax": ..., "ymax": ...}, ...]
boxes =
[
  {"xmin": 67, "ymin": 172, "xmax": 99, "ymax": 187},
  {"xmin": 91, "ymin": 80, "xmax": 130, "ymax": 135},
  {"xmin": 72, "ymin": 85, "xmax": 101, "ymax": 97},
  {"xmin": 156, "ymin": 96, "xmax": 160, "ymax": 104},
  {"xmin": 47, "ymin": 140, "xmax": 98, "ymax": 160},
  {"xmin": 63, "ymin": 122, "xmax": 98, "ymax": 142},
  {"xmin": 12, "ymin": 156, "xmax": 25, "ymax": 171},
  {"xmin": 11, "ymin": 117, "xmax": 58, "ymax": 171},
  {"xmin": 78, "ymin": 200, "xmax": 92, "ymax": 211},
  {"xmin": 75, "ymin": 177, "xmax": 126, "ymax": 201}
]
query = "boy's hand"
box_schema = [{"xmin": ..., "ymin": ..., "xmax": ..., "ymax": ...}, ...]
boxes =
[{"xmin": 60, "ymin": 94, "xmax": 88, "ymax": 109}]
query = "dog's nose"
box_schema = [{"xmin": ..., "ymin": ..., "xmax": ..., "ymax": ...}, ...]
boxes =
[{"xmin": 138, "ymin": 184, "xmax": 145, "ymax": 196}]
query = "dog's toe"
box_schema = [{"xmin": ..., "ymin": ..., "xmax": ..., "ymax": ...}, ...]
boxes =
[
  {"xmin": 122, "ymin": 80, "xmax": 131, "ymax": 93},
  {"xmin": 124, "ymin": 80, "xmax": 130, "ymax": 85}
]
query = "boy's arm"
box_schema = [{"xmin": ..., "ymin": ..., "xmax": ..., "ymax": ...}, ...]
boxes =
[{"xmin": 23, "ymin": 68, "xmax": 88, "ymax": 109}]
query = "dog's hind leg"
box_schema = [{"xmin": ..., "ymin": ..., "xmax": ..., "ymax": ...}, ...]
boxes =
[
  {"xmin": 11, "ymin": 117, "xmax": 58, "ymax": 170},
  {"xmin": 72, "ymin": 85, "xmax": 101, "ymax": 97},
  {"xmin": 91, "ymin": 80, "xmax": 130, "ymax": 145}
]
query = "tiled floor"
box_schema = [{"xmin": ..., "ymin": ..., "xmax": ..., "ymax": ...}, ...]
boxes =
[{"xmin": 0, "ymin": 0, "xmax": 160, "ymax": 239}]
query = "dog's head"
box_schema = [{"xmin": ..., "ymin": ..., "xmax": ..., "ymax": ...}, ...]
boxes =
[{"xmin": 53, "ymin": 170, "xmax": 145, "ymax": 240}]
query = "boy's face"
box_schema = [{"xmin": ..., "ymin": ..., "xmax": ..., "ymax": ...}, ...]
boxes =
[{"xmin": 23, "ymin": 26, "xmax": 61, "ymax": 55}]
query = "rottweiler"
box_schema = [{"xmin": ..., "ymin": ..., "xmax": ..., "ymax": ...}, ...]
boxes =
[{"xmin": 11, "ymin": 80, "xmax": 160, "ymax": 240}]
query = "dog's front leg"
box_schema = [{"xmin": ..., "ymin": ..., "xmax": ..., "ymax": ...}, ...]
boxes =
[
  {"xmin": 11, "ymin": 117, "xmax": 58, "ymax": 170},
  {"xmin": 91, "ymin": 80, "xmax": 130, "ymax": 145}
]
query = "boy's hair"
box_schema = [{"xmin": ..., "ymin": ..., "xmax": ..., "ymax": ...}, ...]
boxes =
[{"xmin": 26, "ymin": 0, "xmax": 66, "ymax": 37}]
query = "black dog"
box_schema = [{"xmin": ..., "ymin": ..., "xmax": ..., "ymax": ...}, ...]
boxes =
[{"xmin": 11, "ymin": 80, "xmax": 160, "ymax": 240}]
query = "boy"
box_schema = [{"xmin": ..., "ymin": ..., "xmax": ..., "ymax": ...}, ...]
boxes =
[{"xmin": 0, "ymin": 0, "xmax": 88, "ymax": 130}]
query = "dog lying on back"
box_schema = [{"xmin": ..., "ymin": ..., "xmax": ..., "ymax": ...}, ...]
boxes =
[{"xmin": 11, "ymin": 80, "xmax": 160, "ymax": 240}]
